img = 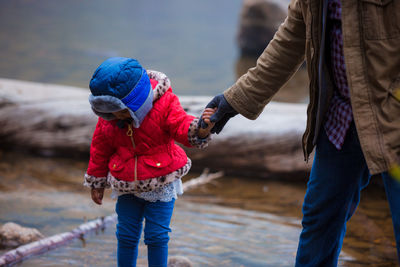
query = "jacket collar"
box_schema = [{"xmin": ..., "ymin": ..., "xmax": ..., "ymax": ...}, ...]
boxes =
[{"xmin": 148, "ymin": 70, "xmax": 171, "ymax": 101}]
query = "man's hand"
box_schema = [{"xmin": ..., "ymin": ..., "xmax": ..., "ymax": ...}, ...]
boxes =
[
  {"xmin": 91, "ymin": 188, "xmax": 105, "ymax": 205},
  {"xmin": 200, "ymin": 94, "xmax": 238, "ymax": 134}
]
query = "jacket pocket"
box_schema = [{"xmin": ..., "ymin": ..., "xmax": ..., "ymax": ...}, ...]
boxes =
[
  {"xmin": 142, "ymin": 153, "xmax": 173, "ymax": 169},
  {"xmin": 361, "ymin": 0, "xmax": 400, "ymax": 40},
  {"xmin": 108, "ymin": 154, "xmax": 125, "ymax": 173}
]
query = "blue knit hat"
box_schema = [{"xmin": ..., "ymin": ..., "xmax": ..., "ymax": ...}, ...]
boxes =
[{"xmin": 88, "ymin": 57, "xmax": 153, "ymax": 128}]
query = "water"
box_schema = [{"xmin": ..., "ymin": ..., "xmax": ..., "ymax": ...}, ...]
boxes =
[
  {"xmin": 10, "ymin": 201, "xmax": 303, "ymax": 267},
  {"xmin": 0, "ymin": 0, "xmax": 244, "ymax": 95},
  {"xmin": 0, "ymin": 0, "xmax": 309, "ymax": 102},
  {"xmin": 0, "ymin": 1, "xmax": 397, "ymax": 265},
  {"xmin": 0, "ymin": 153, "xmax": 397, "ymax": 266},
  {"xmin": 0, "ymin": 153, "xmax": 304, "ymax": 266}
]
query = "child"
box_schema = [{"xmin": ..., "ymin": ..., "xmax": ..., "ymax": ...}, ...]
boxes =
[{"xmin": 84, "ymin": 57, "xmax": 215, "ymax": 267}]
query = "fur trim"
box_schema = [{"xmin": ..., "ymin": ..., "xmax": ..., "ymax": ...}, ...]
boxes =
[
  {"xmin": 84, "ymin": 174, "xmax": 110, "ymax": 189},
  {"xmin": 147, "ymin": 70, "xmax": 171, "ymax": 101},
  {"xmin": 188, "ymin": 119, "xmax": 211, "ymax": 149},
  {"xmin": 89, "ymin": 70, "xmax": 170, "ymax": 125},
  {"xmin": 108, "ymin": 158, "xmax": 191, "ymax": 193},
  {"xmin": 89, "ymin": 94, "xmax": 128, "ymax": 120}
]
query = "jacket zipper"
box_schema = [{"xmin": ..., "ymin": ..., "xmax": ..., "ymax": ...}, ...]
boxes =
[{"xmin": 126, "ymin": 124, "xmax": 138, "ymax": 181}]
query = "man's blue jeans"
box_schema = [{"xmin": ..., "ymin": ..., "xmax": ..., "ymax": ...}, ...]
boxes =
[
  {"xmin": 295, "ymin": 123, "xmax": 400, "ymax": 266},
  {"xmin": 115, "ymin": 194, "xmax": 175, "ymax": 267}
]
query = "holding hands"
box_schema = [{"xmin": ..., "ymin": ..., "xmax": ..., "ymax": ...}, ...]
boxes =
[
  {"xmin": 200, "ymin": 94, "xmax": 238, "ymax": 134},
  {"xmin": 197, "ymin": 108, "xmax": 217, "ymax": 138}
]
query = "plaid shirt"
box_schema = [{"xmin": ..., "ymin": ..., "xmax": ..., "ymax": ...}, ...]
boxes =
[{"xmin": 323, "ymin": 0, "xmax": 353, "ymax": 150}]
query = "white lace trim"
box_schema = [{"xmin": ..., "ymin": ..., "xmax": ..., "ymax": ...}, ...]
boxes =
[{"xmin": 112, "ymin": 179, "xmax": 184, "ymax": 202}]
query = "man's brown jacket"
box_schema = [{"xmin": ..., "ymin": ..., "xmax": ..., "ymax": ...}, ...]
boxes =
[{"xmin": 224, "ymin": 0, "xmax": 400, "ymax": 175}]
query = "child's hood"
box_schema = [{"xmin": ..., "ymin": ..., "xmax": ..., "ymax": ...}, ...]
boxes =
[{"xmin": 88, "ymin": 57, "xmax": 171, "ymax": 128}]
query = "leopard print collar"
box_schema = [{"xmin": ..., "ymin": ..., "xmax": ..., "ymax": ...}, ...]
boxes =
[{"xmin": 147, "ymin": 70, "xmax": 171, "ymax": 102}]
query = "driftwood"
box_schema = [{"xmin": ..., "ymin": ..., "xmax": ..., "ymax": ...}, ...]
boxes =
[
  {"xmin": 182, "ymin": 169, "xmax": 224, "ymax": 191},
  {"xmin": 0, "ymin": 78, "xmax": 311, "ymax": 179},
  {"xmin": 0, "ymin": 215, "xmax": 117, "ymax": 266},
  {"xmin": 0, "ymin": 169, "xmax": 223, "ymax": 266}
]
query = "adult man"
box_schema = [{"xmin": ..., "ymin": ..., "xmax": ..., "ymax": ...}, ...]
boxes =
[{"xmin": 202, "ymin": 0, "xmax": 400, "ymax": 265}]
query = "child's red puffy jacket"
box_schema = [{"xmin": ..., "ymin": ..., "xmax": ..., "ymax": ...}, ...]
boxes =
[{"xmin": 86, "ymin": 78, "xmax": 195, "ymax": 182}]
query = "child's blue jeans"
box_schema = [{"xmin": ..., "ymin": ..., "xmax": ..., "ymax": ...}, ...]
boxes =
[
  {"xmin": 295, "ymin": 122, "xmax": 400, "ymax": 266},
  {"xmin": 115, "ymin": 194, "xmax": 175, "ymax": 267}
]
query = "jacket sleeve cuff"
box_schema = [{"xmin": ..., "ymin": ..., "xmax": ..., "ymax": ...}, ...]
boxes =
[
  {"xmin": 188, "ymin": 118, "xmax": 212, "ymax": 149},
  {"xmin": 83, "ymin": 173, "xmax": 110, "ymax": 189},
  {"xmin": 223, "ymin": 84, "xmax": 263, "ymax": 120}
]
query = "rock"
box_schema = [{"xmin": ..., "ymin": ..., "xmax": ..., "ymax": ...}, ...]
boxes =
[
  {"xmin": 0, "ymin": 222, "xmax": 44, "ymax": 248},
  {"xmin": 237, "ymin": 0, "xmax": 287, "ymax": 56},
  {"xmin": 168, "ymin": 256, "xmax": 193, "ymax": 267}
]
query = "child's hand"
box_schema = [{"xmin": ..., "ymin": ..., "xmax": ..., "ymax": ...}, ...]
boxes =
[
  {"xmin": 91, "ymin": 188, "xmax": 105, "ymax": 205},
  {"xmin": 198, "ymin": 108, "xmax": 217, "ymax": 138}
]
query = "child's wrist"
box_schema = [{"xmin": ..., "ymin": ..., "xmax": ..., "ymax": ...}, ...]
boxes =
[{"xmin": 197, "ymin": 128, "xmax": 210, "ymax": 139}]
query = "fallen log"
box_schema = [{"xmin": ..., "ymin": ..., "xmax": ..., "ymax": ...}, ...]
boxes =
[
  {"xmin": 182, "ymin": 169, "xmax": 224, "ymax": 191},
  {"xmin": 0, "ymin": 215, "xmax": 116, "ymax": 266},
  {"xmin": 0, "ymin": 78, "xmax": 311, "ymax": 179},
  {"xmin": 0, "ymin": 169, "xmax": 223, "ymax": 266}
]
